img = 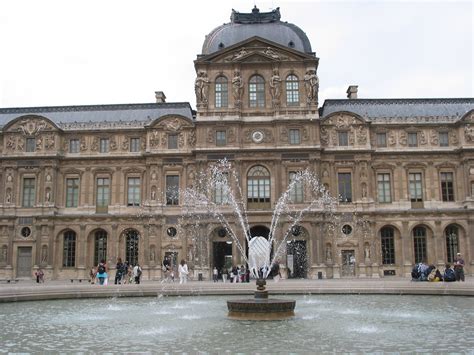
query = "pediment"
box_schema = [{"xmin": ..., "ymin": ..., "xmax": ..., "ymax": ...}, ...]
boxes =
[
  {"xmin": 197, "ymin": 37, "xmax": 316, "ymax": 64},
  {"xmin": 150, "ymin": 115, "xmax": 194, "ymax": 131},
  {"xmin": 337, "ymin": 240, "xmax": 358, "ymax": 248},
  {"xmin": 321, "ymin": 112, "xmax": 368, "ymax": 127},
  {"xmin": 5, "ymin": 115, "xmax": 59, "ymax": 135}
]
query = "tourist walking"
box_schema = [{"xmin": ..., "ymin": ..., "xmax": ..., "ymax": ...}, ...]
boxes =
[
  {"xmin": 178, "ymin": 259, "xmax": 189, "ymax": 284},
  {"xmin": 133, "ymin": 264, "xmax": 142, "ymax": 284},
  {"xmin": 454, "ymin": 253, "xmax": 465, "ymax": 281},
  {"xmin": 221, "ymin": 267, "xmax": 227, "ymax": 283},
  {"xmin": 122, "ymin": 261, "xmax": 129, "ymax": 284},
  {"xmin": 35, "ymin": 268, "xmax": 44, "ymax": 283},
  {"xmin": 115, "ymin": 258, "xmax": 124, "ymax": 285},
  {"xmin": 213, "ymin": 267, "xmax": 218, "ymax": 282},
  {"xmin": 96, "ymin": 259, "xmax": 108, "ymax": 285}
]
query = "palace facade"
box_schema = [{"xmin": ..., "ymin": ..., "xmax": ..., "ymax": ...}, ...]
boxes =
[{"xmin": 0, "ymin": 7, "xmax": 473, "ymax": 280}]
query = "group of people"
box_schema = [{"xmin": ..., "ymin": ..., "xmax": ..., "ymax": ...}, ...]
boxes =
[
  {"xmin": 411, "ymin": 253, "xmax": 465, "ymax": 282},
  {"xmin": 90, "ymin": 258, "xmax": 142, "ymax": 285},
  {"xmin": 212, "ymin": 263, "xmax": 282, "ymax": 283},
  {"xmin": 162, "ymin": 258, "xmax": 189, "ymax": 284}
]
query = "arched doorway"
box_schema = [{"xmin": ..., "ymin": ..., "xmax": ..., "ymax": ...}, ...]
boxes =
[
  {"xmin": 124, "ymin": 229, "xmax": 139, "ymax": 266},
  {"xmin": 212, "ymin": 228, "xmax": 233, "ymax": 273},
  {"xmin": 286, "ymin": 225, "xmax": 308, "ymax": 279}
]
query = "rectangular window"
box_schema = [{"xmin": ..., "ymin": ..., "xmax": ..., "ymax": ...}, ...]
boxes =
[
  {"xmin": 289, "ymin": 129, "xmax": 301, "ymax": 145},
  {"xmin": 99, "ymin": 138, "xmax": 109, "ymax": 153},
  {"xmin": 440, "ymin": 172, "xmax": 454, "ymax": 202},
  {"xmin": 166, "ymin": 175, "xmax": 179, "ymax": 205},
  {"xmin": 338, "ymin": 173, "xmax": 352, "ymax": 203},
  {"xmin": 215, "ymin": 80, "xmax": 228, "ymax": 108},
  {"xmin": 376, "ymin": 133, "xmax": 387, "ymax": 147},
  {"xmin": 26, "ymin": 138, "xmax": 36, "ymax": 152},
  {"xmin": 168, "ymin": 134, "xmax": 178, "ymax": 149},
  {"xmin": 381, "ymin": 228, "xmax": 395, "ymax": 264},
  {"xmin": 377, "ymin": 173, "xmax": 392, "ymax": 203},
  {"xmin": 472, "ymin": 182, "xmax": 474, "ymax": 197},
  {"xmin": 408, "ymin": 132, "xmax": 418, "ymax": 147},
  {"xmin": 289, "ymin": 172, "xmax": 304, "ymax": 203},
  {"xmin": 338, "ymin": 132, "xmax": 348, "ymax": 146},
  {"xmin": 212, "ymin": 173, "xmax": 229, "ymax": 205},
  {"xmin": 130, "ymin": 138, "xmax": 140, "ymax": 152},
  {"xmin": 66, "ymin": 178, "xmax": 79, "ymax": 208},
  {"xmin": 69, "ymin": 139, "xmax": 80, "ymax": 153},
  {"xmin": 216, "ymin": 131, "xmax": 226, "ymax": 146},
  {"xmin": 96, "ymin": 177, "xmax": 110, "ymax": 209},
  {"xmin": 409, "ymin": 173, "xmax": 423, "ymax": 202},
  {"xmin": 22, "ymin": 178, "xmax": 36, "ymax": 207},
  {"xmin": 439, "ymin": 132, "xmax": 449, "ymax": 147},
  {"xmin": 127, "ymin": 177, "xmax": 141, "ymax": 206}
]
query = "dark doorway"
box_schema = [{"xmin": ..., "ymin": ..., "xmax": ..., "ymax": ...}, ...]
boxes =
[
  {"xmin": 17, "ymin": 247, "xmax": 32, "ymax": 278},
  {"xmin": 341, "ymin": 250, "xmax": 356, "ymax": 277},
  {"xmin": 213, "ymin": 241, "xmax": 232, "ymax": 271},
  {"xmin": 286, "ymin": 240, "xmax": 307, "ymax": 278}
]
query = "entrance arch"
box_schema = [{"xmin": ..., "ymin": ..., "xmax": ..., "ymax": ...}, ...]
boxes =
[
  {"xmin": 286, "ymin": 225, "xmax": 308, "ymax": 279},
  {"xmin": 211, "ymin": 227, "xmax": 233, "ymax": 274}
]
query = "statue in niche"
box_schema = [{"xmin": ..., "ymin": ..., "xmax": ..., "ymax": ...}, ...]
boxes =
[
  {"xmin": 41, "ymin": 246, "xmax": 48, "ymax": 264},
  {"xmin": 269, "ymin": 68, "xmax": 282, "ymax": 105},
  {"xmin": 364, "ymin": 245, "xmax": 371, "ymax": 260},
  {"xmin": 0, "ymin": 245, "xmax": 7, "ymax": 263},
  {"xmin": 326, "ymin": 245, "xmax": 332, "ymax": 261},
  {"xmin": 361, "ymin": 183, "xmax": 367, "ymax": 199},
  {"xmin": 232, "ymin": 70, "xmax": 244, "ymax": 107},
  {"xmin": 149, "ymin": 247, "xmax": 155, "ymax": 262},
  {"xmin": 5, "ymin": 189, "xmax": 11, "ymax": 203},
  {"xmin": 194, "ymin": 71, "xmax": 210, "ymax": 105},
  {"xmin": 45, "ymin": 189, "xmax": 51, "ymax": 202},
  {"xmin": 151, "ymin": 186, "xmax": 157, "ymax": 201},
  {"xmin": 304, "ymin": 69, "xmax": 319, "ymax": 105}
]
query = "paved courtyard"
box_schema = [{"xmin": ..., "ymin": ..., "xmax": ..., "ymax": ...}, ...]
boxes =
[{"xmin": 0, "ymin": 277, "xmax": 472, "ymax": 302}]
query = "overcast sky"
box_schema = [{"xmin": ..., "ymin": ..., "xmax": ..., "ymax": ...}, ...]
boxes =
[{"xmin": 0, "ymin": 0, "xmax": 472, "ymax": 109}]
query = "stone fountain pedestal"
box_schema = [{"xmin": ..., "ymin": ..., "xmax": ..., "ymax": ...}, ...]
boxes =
[{"xmin": 227, "ymin": 279, "xmax": 295, "ymax": 320}]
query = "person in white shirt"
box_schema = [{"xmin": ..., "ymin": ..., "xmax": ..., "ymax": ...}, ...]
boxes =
[
  {"xmin": 178, "ymin": 259, "xmax": 189, "ymax": 284},
  {"xmin": 132, "ymin": 264, "xmax": 142, "ymax": 284}
]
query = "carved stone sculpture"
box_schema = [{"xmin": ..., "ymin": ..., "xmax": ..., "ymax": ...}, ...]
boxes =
[
  {"xmin": 194, "ymin": 71, "xmax": 210, "ymax": 106},
  {"xmin": 464, "ymin": 124, "xmax": 474, "ymax": 143},
  {"xmin": 232, "ymin": 70, "xmax": 244, "ymax": 108},
  {"xmin": 304, "ymin": 69, "xmax": 319, "ymax": 105},
  {"xmin": 269, "ymin": 68, "xmax": 282, "ymax": 107}
]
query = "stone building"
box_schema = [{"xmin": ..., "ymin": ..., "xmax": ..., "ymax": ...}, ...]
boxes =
[{"xmin": 0, "ymin": 7, "xmax": 473, "ymax": 280}]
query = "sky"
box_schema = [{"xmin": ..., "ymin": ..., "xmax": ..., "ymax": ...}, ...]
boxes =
[{"xmin": 0, "ymin": 0, "xmax": 472, "ymax": 109}]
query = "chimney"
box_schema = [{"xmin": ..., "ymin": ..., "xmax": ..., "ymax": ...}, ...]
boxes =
[
  {"xmin": 346, "ymin": 85, "xmax": 358, "ymax": 99},
  {"xmin": 155, "ymin": 91, "xmax": 166, "ymax": 103}
]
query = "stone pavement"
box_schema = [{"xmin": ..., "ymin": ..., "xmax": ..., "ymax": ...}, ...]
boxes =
[{"xmin": 0, "ymin": 277, "xmax": 472, "ymax": 302}]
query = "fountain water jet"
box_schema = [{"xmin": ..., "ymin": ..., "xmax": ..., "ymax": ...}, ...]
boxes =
[{"xmin": 182, "ymin": 159, "xmax": 337, "ymax": 320}]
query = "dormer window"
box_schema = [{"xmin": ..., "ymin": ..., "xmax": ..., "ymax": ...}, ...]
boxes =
[
  {"xmin": 168, "ymin": 134, "xmax": 178, "ymax": 149},
  {"xmin": 408, "ymin": 132, "xmax": 418, "ymax": 147},
  {"xmin": 338, "ymin": 131, "xmax": 349, "ymax": 146},
  {"xmin": 439, "ymin": 132, "xmax": 449, "ymax": 147},
  {"xmin": 26, "ymin": 137, "xmax": 35, "ymax": 152},
  {"xmin": 376, "ymin": 133, "xmax": 387, "ymax": 147},
  {"xmin": 99, "ymin": 138, "xmax": 109, "ymax": 153}
]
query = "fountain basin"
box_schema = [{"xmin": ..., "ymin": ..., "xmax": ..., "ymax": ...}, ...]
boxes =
[{"xmin": 227, "ymin": 278, "xmax": 295, "ymax": 320}]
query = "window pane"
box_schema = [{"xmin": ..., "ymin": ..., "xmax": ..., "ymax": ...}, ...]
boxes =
[
  {"xmin": 439, "ymin": 132, "xmax": 449, "ymax": 147},
  {"xmin": 168, "ymin": 134, "xmax": 178, "ymax": 149},
  {"xmin": 338, "ymin": 173, "xmax": 352, "ymax": 202},
  {"xmin": 94, "ymin": 230, "xmax": 107, "ymax": 266},
  {"xmin": 376, "ymin": 133, "xmax": 387, "ymax": 147},
  {"xmin": 413, "ymin": 227, "xmax": 426, "ymax": 264},
  {"xmin": 166, "ymin": 175, "xmax": 179, "ymax": 205},
  {"xmin": 22, "ymin": 178, "xmax": 35, "ymax": 207},
  {"xmin": 96, "ymin": 178, "xmax": 110, "ymax": 207},
  {"xmin": 377, "ymin": 173, "xmax": 391, "ymax": 203},
  {"xmin": 408, "ymin": 133, "xmax": 418, "ymax": 147},
  {"xmin": 216, "ymin": 131, "xmax": 226, "ymax": 146},
  {"xmin": 127, "ymin": 177, "xmax": 141, "ymax": 206},
  {"xmin": 69, "ymin": 139, "xmax": 79, "ymax": 153},
  {"xmin": 130, "ymin": 138, "xmax": 140, "ymax": 152},
  {"xmin": 381, "ymin": 227, "xmax": 395, "ymax": 264},
  {"xmin": 440, "ymin": 172, "xmax": 454, "ymax": 201},
  {"xmin": 409, "ymin": 173, "xmax": 423, "ymax": 202},
  {"xmin": 289, "ymin": 172, "xmax": 303, "ymax": 203},
  {"xmin": 100, "ymin": 138, "xmax": 109, "ymax": 153},
  {"xmin": 445, "ymin": 226, "xmax": 459, "ymax": 263},
  {"xmin": 26, "ymin": 138, "xmax": 36, "ymax": 152},
  {"xmin": 66, "ymin": 178, "xmax": 79, "ymax": 207},
  {"xmin": 338, "ymin": 132, "xmax": 348, "ymax": 146},
  {"xmin": 286, "ymin": 75, "xmax": 299, "ymax": 105},
  {"xmin": 289, "ymin": 129, "xmax": 300, "ymax": 145},
  {"xmin": 215, "ymin": 77, "xmax": 228, "ymax": 108},
  {"xmin": 249, "ymin": 76, "xmax": 265, "ymax": 108},
  {"xmin": 63, "ymin": 231, "xmax": 76, "ymax": 267}
]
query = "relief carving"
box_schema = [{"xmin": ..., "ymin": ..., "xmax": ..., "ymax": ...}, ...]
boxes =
[
  {"xmin": 6, "ymin": 136, "xmax": 16, "ymax": 151},
  {"xmin": 36, "ymin": 136, "xmax": 43, "ymax": 150},
  {"xmin": 232, "ymin": 70, "xmax": 244, "ymax": 108},
  {"xmin": 18, "ymin": 118, "xmax": 48, "ymax": 136},
  {"xmin": 188, "ymin": 131, "xmax": 196, "ymax": 147},
  {"xmin": 44, "ymin": 134, "xmax": 55, "ymax": 150},
  {"xmin": 109, "ymin": 136, "xmax": 118, "ymax": 151},
  {"xmin": 121, "ymin": 137, "xmax": 129, "ymax": 151},
  {"xmin": 304, "ymin": 69, "xmax": 319, "ymax": 105},
  {"xmin": 149, "ymin": 130, "xmax": 160, "ymax": 148},
  {"xmin": 320, "ymin": 127, "xmax": 329, "ymax": 146},
  {"xmin": 399, "ymin": 131, "xmax": 407, "ymax": 146},
  {"xmin": 263, "ymin": 47, "xmax": 280, "ymax": 59},
  {"xmin": 227, "ymin": 128, "xmax": 236, "ymax": 143},
  {"xmin": 226, "ymin": 48, "xmax": 248, "ymax": 61},
  {"xmin": 430, "ymin": 130, "xmax": 438, "ymax": 145},
  {"xmin": 178, "ymin": 133, "xmax": 185, "ymax": 148},
  {"xmin": 450, "ymin": 131, "xmax": 458, "ymax": 145},
  {"xmin": 302, "ymin": 128, "xmax": 309, "ymax": 141},
  {"xmin": 194, "ymin": 71, "xmax": 210, "ymax": 107},
  {"xmin": 388, "ymin": 131, "xmax": 397, "ymax": 146},
  {"xmin": 269, "ymin": 68, "xmax": 282, "ymax": 108},
  {"xmin": 161, "ymin": 133, "xmax": 168, "ymax": 147},
  {"xmin": 280, "ymin": 128, "xmax": 288, "ymax": 142},
  {"xmin": 90, "ymin": 137, "xmax": 99, "ymax": 151},
  {"xmin": 161, "ymin": 118, "xmax": 183, "ymax": 132},
  {"xmin": 419, "ymin": 131, "xmax": 427, "ymax": 145},
  {"xmin": 17, "ymin": 137, "xmax": 24, "ymax": 151},
  {"xmin": 464, "ymin": 124, "xmax": 474, "ymax": 143},
  {"xmin": 356, "ymin": 126, "xmax": 367, "ymax": 144},
  {"xmin": 80, "ymin": 137, "xmax": 87, "ymax": 151},
  {"xmin": 348, "ymin": 130, "xmax": 355, "ymax": 145}
]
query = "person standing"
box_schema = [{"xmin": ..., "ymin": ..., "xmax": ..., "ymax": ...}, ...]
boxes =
[
  {"xmin": 96, "ymin": 259, "xmax": 107, "ymax": 285},
  {"xmin": 178, "ymin": 259, "xmax": 189, "ymax": 284},
  {"xmin": 213, "ymin": 267, "xmax": 218, "ymax": 282},
  {"xmin": 115, "ymin": 258, "xmax": 124, "ymax": 285},
  {"xmin": 35, "ymin": 268, "xmax": 44, "ymax": 283},
  {"xmin": 221, "ymin": 267, "xmax": 227, "ymax": 283},
  {"xmin": 454, "ymin": 253, "xmax": 465, "ymax": 282},
  {"xmin": 133, "ymin": 263, "xmax": 142, "ymax": 284}
]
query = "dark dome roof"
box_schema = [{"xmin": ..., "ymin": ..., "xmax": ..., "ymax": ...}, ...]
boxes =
[{"xmin": 202, "ymin": 7, "xmax": 313, "ymax": 55}]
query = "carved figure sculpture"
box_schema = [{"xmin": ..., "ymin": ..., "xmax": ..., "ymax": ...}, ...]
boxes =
[
  {"xmin": 304, "ymin": 69, "xmax": 319, "ymax": 105},
  {"xmin": 232, "ymin": 70, "xmax": 244, "ymax": 107},
  {"xmin": 264, "ymin": 47, "xmax": 279, "ymax": 59},
  {"xmin": 465, "ymin": 124, "xmax": 474, "ymax": 142},
  {"xmin": 364, "ymin": 245, "xmax": 371, "ymax": 260},
  {"xmin": 269, "ymin": 68, "xmax": 282, "ymax": 105},
  {"xmin": 194, "ymin": 71, "xmax": 210, "ymax": 105},
  {"xmin": 41, "ymin": 246, "xmax": 48, "ymax": 264},
  {"xmin": 0, "ymin": 245, "xmax": 7, "ymax": 263}
]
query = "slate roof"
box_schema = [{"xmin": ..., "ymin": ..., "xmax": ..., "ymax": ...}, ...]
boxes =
[
  {"xmin": 320, "ymin": 98, "xmax": 474, "ymax": 122},
  {"xmin": 0, "ymin": 102, "xmax": 194, "ymax": 130},
  {"xmin": 202, "ymin": 8, "xmax": 312, "ymax": 55}
]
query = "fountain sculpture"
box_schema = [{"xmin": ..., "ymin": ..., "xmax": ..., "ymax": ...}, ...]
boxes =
[{"xmin": 182, "ymin": 159, "xmax": 337, "ymax": 320}]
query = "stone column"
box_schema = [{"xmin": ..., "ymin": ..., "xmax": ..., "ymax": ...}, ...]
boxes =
[
  {"xmin": 111, "ymin": 223, "xmax": 119, "ymax": 266},
  {"xmin": 434, "ymin": 220, "xmax": 444, "ymax": 266},
  {"xmin": 468, "ymin": 218, "xmax": 474, "ymax": 275},
  {"xmin": 78, "ymin": 224, "xmax": 87, "ymax": 270},
  {"xmin": 401, "ymin": 221, "xmax": 412, "ymax": 277},
  {"xmin": 34, "ymin": 225, "xmax": 42, "ymax": 268}
]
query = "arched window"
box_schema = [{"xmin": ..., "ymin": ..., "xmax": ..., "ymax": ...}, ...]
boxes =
[
  {"xmin": 125, "ymin": 229, "xmax": 139, "ymax": 266},
  {"xmin": 286, "ymin": 75, "xmax": 299, "ymax": 105},
  {"xmin": 249, "ymin": 75, "xmax": 265, "ymax": 108},
  {"xmin": 247, "ymin": 165, "xmax": 270, "ymax": 209},
  {"xmin": 215, "ymin": 76, "xmax": 228, "ymax": 108},
  {"xmin": 63, "ymin": 230, "xmax": 76, "ymax": 267},
  {"xmin": 445, "ymin": 225, "xmax": 459, "ymax": 263},
  {"xmin": 94, "ymin": 230, "xmax": 107, "ymax": 266},
  {"xmin": 413, "ymin": 226, "xmax": 427, "ymax": 264},
  {"xmin": 381, "ymin": 227, "xmax": 395, "ymax": 264}
]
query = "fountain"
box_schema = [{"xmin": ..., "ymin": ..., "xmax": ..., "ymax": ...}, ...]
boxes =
[{"xmin": 182, "ymin": 159, "xmax": 337, "ymax": 320}]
